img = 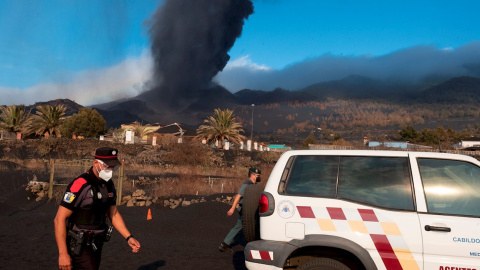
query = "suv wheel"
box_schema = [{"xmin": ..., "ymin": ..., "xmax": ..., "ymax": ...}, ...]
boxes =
[
  {"xmin": 297, "ymin": 258, "xmax": 351, "ymax": 270},
  {"xmin": 241, "ymin": 184, "xmax": 263, "ymax": 242}
]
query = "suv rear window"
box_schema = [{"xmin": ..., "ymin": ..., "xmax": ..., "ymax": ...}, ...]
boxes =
[
  {"xmin": 338, "ymin": 156, "xmax": 414, "ymax": 211},
  {"xmin": 284, "ymin": 155, "xmax": 414, "ymax": 211},
  {"xmin": 285, "ymin": 156, "xmax": 338, "ymax": 197}
]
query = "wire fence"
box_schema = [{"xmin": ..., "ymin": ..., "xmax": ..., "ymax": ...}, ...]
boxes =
[
  {"xmin": 47, "ymin": 159, "xmax": 125, "ymax": 205},
  {"xmin": 46, "ymin": 159, "xmax": 237, "ymax": 203}
]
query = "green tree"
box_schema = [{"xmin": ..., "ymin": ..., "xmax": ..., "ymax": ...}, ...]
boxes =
[
  {"xmin": 61, "ymin": 108, "xmax": 106, "ymax": 138},
  {"xmin": 419, "ymin": 128, "xmax": 438, "ymax": 146},
  {"xmin": 196, "ymin": 108, "xmax": 246, "ymax": 146},
  {"xmin": 302, "ymin": 131, "xmax": 317, "ymax": 149},
  {"xmin": 435, "ymin": 126, "xmax": 462, "ymax": 150},
  {"xmin": 398, "ymin": 125, "xmax": 419, "ymax": 143},
  {"xmin": 0, "ymin": 104, "xmax": 32, "ymax": 134},
  {"xmin": 30, "ymin": 104, "xmax": 66, "ymax": 137}
]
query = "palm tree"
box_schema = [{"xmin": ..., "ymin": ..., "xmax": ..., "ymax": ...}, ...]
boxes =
[
  {"xmin": 131, "ymin": 121, "xmax": 156, "ymax": 139},
  {"xmin": 0, "ymin": 104, "xmax": 33, "ymax": 135},
  {"xmin": 31, "ymin": 104, "xmax": 67, "ymax": 137},
  {"xmin": 197, "ymin": 108, "xmax": 246, "ymax": 147}
]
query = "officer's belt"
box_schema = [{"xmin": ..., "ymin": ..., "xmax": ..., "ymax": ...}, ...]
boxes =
[{"xmin": 69, "ymin": 229, "xmax": 105, "ymax": 244}]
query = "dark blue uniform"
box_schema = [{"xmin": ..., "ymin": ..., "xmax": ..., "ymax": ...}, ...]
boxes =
[{"xmin": 61, "ymin": 167, "xmax": 116, "ymax": 269}]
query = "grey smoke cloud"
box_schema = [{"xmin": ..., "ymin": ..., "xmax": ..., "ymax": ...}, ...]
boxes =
[
  {"xmin": 146, "ymin": 0, "xmax": 254, "ymax": 100},
  {"xmin": 0, "ymin": 51, "xmax": 153, "ymax": 106},
  {"xmin": 216, "ymin": 41, "xmax": 480, "ymax": 91}
]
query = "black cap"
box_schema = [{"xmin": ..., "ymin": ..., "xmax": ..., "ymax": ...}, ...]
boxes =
[
  {"xmin": 95, "ymin": 147, "xmax": 121, "ymax": 167},
  {"xmin": 249, "ymin": 167, "xmax": 261, "ymax": 174}
]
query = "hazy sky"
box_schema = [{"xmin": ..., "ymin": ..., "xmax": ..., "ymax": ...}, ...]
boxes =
[{"xmin": 0, "ymin": 0, "xmax": 479, "ymax": 105}]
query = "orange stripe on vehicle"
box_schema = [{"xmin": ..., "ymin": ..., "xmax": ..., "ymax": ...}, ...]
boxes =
[
  {"xmin": 317, "ymin": 219, "xmax": 336, "ymax": 231},
  {"xmin": 370, "ymin": 234, "xmax": 403, "ymax": 269},
  {"xmin": 348, "ymin": 220, "xmax": 368, "ymax": 234},
  {"xmin": 361, "ymin": 210, "xmax": 404, "ymax": 269},
  {"xmin": 393, "ymin": 248, "xmax": 420, "ymax": 270},
  {"xmin": 381, "ymin": 222, "xmax": 401, "ymax": 236},
  {"xmin": 297, "ymin": 206, "xmax": 420, "ymax": 270}
]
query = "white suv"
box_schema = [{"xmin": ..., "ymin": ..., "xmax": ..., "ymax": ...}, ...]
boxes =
[{"xmin": 244, "ymin": 150, "xmax": 480, "ymax": 270}]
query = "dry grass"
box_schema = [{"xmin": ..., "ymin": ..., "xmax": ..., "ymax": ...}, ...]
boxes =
[
  {"xmin": 122, "ymin": 163, "xmax": 244, "ymax": 198},
  {"xmin": 0, "ymin": 138, "xmax": 282, "ymax": 201}
]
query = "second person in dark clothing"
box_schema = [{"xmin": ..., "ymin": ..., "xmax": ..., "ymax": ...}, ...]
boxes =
[{"xmin": 219, "ymin": 167, "xmax": 261, "ymax": 253}]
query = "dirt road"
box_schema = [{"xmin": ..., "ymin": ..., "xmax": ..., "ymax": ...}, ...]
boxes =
[{"xmin": 0, "ymin": 194, "xmax": 248, "ymax": 270}]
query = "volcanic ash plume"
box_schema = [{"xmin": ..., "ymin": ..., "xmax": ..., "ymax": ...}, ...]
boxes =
[{"xmin": 144, "ymin": 0, "xmax": 254, "ymax": 104}]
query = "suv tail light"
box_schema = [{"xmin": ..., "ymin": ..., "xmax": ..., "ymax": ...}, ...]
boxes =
[
  {"xmin": 259, "ymin": 192, "xmax": 275, "ymax": 216},
  {"xmin": 259, "ymin": 194, "xmax": 269, "ymax": 213}
]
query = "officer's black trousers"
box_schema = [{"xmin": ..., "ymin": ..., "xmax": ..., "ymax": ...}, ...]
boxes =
[{"xmin": 71, "ymin": 245, "xmax": 103, "ymax": 270}]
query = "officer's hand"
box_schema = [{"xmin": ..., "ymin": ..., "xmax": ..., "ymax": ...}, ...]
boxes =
[
  {"xmin": 58, "ymin": 253, "xmax": 72, "ymax": 270},
  {"xmin": 128, "ymin": 237, "xmax": 141, "ymax": 253},
  {"xmin": 227, "ymin": 208, "xmax": 235, "ymax": 216}
]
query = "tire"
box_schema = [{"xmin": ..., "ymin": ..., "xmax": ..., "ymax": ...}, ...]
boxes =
[
  {"xmin": 297, "ymin": 258, "xmax": 351, "ymax": 270},
  {"xmin": 241, "ymin": 184, "xmax": 264, "ymax": 242}
]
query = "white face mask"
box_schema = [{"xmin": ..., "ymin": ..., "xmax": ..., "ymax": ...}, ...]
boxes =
[
  {"xmin": 98, "ymin": 169, "xmax": 113, "ymax": 181},
  {"xmin": 96, "ymin": 160, "xmax": 113, "ymax": 181}
]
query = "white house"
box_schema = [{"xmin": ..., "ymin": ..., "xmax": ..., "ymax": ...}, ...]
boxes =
[{"xmin": 456, "ymin": 137, "xmax": 480, "ymax": 150}]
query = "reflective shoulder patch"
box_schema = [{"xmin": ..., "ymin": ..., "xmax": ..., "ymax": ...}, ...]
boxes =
[
  {"xmin": 70, "ymin": 178, "xmax": 87, "ymax": 193},
  {"xmin": 63, "ymin": 192, "xmax": 76, "ymax": 203}
]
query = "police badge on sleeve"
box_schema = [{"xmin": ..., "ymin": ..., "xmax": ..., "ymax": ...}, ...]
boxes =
[{"xmin": 63, "ymin": 192, "xmax": 76, "ymax": 203}]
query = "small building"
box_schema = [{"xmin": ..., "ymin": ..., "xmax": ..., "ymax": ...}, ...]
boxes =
[
  {"xmin": 455, "ymin": 137, "xmax": 480, "ymax": 150},
  {"xmin": 121, "ymin": 122, "xmax": 161, "ymax": 143},
  {"xmin": 0, "ymin": 131, "xmax": 21, "ymax": 140},
  {"xmin": 268, "ymin": 144, "xmax": 291, "ymax": 152},
  {"xmin": 152, "ymin": 123, "xmax": 197, "ymax": 143}
]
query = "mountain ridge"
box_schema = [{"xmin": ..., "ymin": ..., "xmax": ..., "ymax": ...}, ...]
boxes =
[{"xmin": 7, "ymin": 75, "xmax": 480, "ymax": 134}]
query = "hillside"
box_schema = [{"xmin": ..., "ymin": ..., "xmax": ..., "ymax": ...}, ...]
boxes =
[
  {"xmin": 5, "ymin": 75, "xmax": 480, "ymax": 144},
  {"xmin": 299, "ymin": 75, "xmax": 422, "ymax": 100},
  {"xmin": 26, "ymin": 99, "xmax": 83, "ymax": 116},
  {"xmin": 234, "ymin": 88, "xmax": 315, "ymax": 105},
  {"xmin": 417, "ymin": 76, "xmax": 480, "ymax": 103},
  {"xmin": 91, "ymin": 84, "xmax": 239, "ymax": 126}
]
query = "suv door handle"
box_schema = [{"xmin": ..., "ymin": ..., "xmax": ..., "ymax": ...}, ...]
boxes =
[{"xmin": 424, "ymin": 225, "xmax": 451, "ymax": 232}]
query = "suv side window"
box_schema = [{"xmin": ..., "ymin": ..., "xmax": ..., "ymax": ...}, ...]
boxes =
[
  {"xmin": 285, "ymin": 156, "xmax": 338, "ymax": 197},
  {"xmin": 418, "ymin": 158, "xmax": 480, "ymax": 216},
  {"xmin": 338, "ymin": 156, "xmax": 414, "ymax": 210}
]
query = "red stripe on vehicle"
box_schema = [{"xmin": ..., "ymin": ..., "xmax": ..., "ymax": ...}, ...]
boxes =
[
  {"xmin": 249, "ymin": 251, "xmax": 254, "ymax": 259},
  {"xmin": 358, "ymin": 209, "xmax": 378, "ymax": 222},
  {"xmin": 297, "ymin": 206, "xmax": 315, "ymax": 218},
  {"xmin": 327, "ymin": 207, "xmax": 346, "ymax": 220},
  {"xmin": 370, "ymin": 234, "xmax": 403, "ymax": 270},
  {"xmin": 259, "ymin": 251, "xmax": 271, "ymax": 260},
  {"xmin": 70, "ymin": 178, "xmax": 87, "ymax": 193}
]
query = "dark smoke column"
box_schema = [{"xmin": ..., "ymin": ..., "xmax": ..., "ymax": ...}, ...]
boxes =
[{"xmin": 146, "ymin": 0, "xmax": 254, "ymax": 103}]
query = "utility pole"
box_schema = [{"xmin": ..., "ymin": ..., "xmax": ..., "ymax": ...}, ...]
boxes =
[{"xmin": 251, "ymin": 104, "xmax": 255, "ymax": 142}]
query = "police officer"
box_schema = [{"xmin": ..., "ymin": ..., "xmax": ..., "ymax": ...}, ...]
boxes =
[
  {"xmin": 54, "ymin": 147, "xmax": 141, "ymax": 270},
  {"xmin": 219, "ymin": 167, "xmax": 261, "ymax": 253}
]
